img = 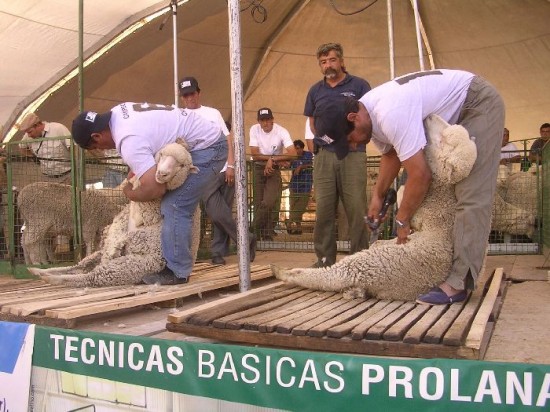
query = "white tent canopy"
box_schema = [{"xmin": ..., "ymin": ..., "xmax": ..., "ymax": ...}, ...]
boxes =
[{"xmin": 2, "ymin": 0, "xmax": 550, "ymax": 147}]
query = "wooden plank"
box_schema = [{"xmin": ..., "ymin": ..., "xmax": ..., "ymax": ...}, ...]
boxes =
[
  {"xmin": 423, "ymin": 300, "xmax": 467, "ymax": 344},
  {"xmin": 213, "ymin": 288, "xmax": 313, "ymax": 329},
  {"xmin": 239, "ymin": 290, "xmax": 330, "ymax": 331},
  {"xmin": 442, "ymin": 290, "xmax": 484, "ymax": 347},
  {"xmin": 326, "ymin": 300, "xmax": 391, "ymax": 338},
  {"xmin": 307, "ymin": 299, "xmax": 377, "ymax": 338},
  {"xmin": 47, "ymin": 270, "xmax": 272, "ymax": 320},
  {"xmin": 364, "ymin": 302, "xmax": 416, "ymax": 340},
  {"xmin": 351, "ymin": 301, "xmax": 404, "ymax": 340},
  {"xmin": 288, "ymin": 294, "xmax": 359, "ymax": 335},
  {"xmin": 188, "ymin": 285, "xmax": 301, "ymax": 326},
  {"xmin": 464, "ymin": 268, "xmax": 504, "ymax": 350},
  {"xmin": 256, "ymin": 292, "xmax": 339, "ymax": 333},
  {"xmin": 7, "ymin": 288, "xmax": 144, "ymax": 316},
  {"xmin": 292, "ymin": 298, "xmax": 367, "ymax": 336},
  {"xmin": 167, "ymin": 322, "xmax": 460, "ymax": 359},
  {"xmin": 383, "ymin": 303, "xmax": 432, "ymax": 341},
  {"xmin": 167, "ymin": 282, "xmax": 283, "ymax": 324},
  {"xmin": 402, "ymin": 304, "xmax": 448, "ymax": 344}
]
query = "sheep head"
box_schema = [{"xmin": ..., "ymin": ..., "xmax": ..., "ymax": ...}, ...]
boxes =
[
  {"xmin": 424, "ymin": 114, "xmax": 477, "ymax": 185},
  {"xmin": 154, "ymin": 138, "xmax": 199, "ymax": 190}
]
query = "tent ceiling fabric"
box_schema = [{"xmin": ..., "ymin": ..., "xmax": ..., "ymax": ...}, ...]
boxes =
[{"xmin": 2, "ymin": 0, "xmax": 550, "ymax": 146}]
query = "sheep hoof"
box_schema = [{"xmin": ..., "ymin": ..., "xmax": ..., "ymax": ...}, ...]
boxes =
[
  {"xmin": 28, "ymin": 267, "xmax": 47, "ymax": 277},
  {"xmin": 343, "ymin": 287, "xmax": 368, "ymax": 300},
  {"xmin": 271, "ymin": 264, "xmax": 290, "ymax": 281}
]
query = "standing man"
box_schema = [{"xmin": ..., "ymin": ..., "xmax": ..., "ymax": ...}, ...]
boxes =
[
  {"xmin": 71, "ymin": 102, "xmax": 227, "ymax": 285},
  {"xmin": 179, "ymin": 76, "xmax": 256, "ymax": 265},
  {"xmin": 18, "ymin": 113, "xmax": 72, "ymax": 182},
  {"xmin": 500, "ymin": 128, "xmax": 521, "ymax": 171},
  {"xmin": 325, "ymin": 69, "xmax": 504, "ymax": 305},
  {"xmin": 249, "ymin": 108, "xmax": 296, "ymax": 241},
  {"xmin": 304, "ymin": 42, "xmax": 371, "ymax": 268},
  {"xmin": 529, "ymin": 122, "xmax": 550, "ymax": 164},
  {"xmin": 287, "ymin": 140, "xmax": 313, "ymax": 235}
]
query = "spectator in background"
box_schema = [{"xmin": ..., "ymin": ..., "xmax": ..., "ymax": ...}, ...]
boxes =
[
  {"xmin": 179, "ymin": 76, "xmax": 256, "ymax": 265},
  {"xmin": 249, "ymin": 108, "xmax": 296, "ymax": 241},
  {"xmin": 18, "ymin": 113, "xmax": 72, "ymax": 183},
  {"xmin": 286, "ymin": 139, "xmax": 313, "ymax": 235},
  {"xmin": 529, "ymin": 122, "xmax": 550, "ymax": 164},
  {"xmin": 500, "ymin": 128, "xmax": 521, "ymax": 171},
  {"xmin": 304, "ymin": 42, "xmax": 371, "ymax": 268}
]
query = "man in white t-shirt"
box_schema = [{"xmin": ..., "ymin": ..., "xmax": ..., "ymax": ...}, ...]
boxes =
[
  {"xmin": 499, "ymin": 128, "xmax": 521, "ymax": 171},
  {"xmin": 316, "ymin": 69, "xmax": 505, "ymax": 305},
  {"xmin": 71, "ymin": 102, "xmax": 227, "ymax": 285},
  {"xmin": 179, "ymin": 76, "xmax": 256, "ymax": 265},
  {"xmin": 249, "ymin": 108, "xmax": 296, "ymax": 240},
  {"xmin": 18, "ymin": 113, "xmax": 72, "ymax": 182}
]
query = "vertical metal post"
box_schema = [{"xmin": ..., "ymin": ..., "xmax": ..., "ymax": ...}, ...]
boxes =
[
  {"xmin": 411, "ymin": 0, "xmax": 425, "ymax": 71},
  {"xmin": 228, "ymin": 0, "xmax": 251, "ymax": 291},
  {"xmin": 73, "ymin": 0, "xmax": 85, "ymax": 261},
  {"xmin": 386, "ymin": 0, "xmax": 395, "ymax": 79},
  {"xmin": 171, "ymin": 0, "xmax": 179, "ymax": 107}
]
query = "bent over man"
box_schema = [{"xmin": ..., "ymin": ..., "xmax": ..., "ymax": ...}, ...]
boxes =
[
  {"xmin": 71, "ymin": 102, "xmax": 227, "ymax": 285},
  {"xmin": 319, "ymin": 69, "xmax": 505, "ymax": 305}
]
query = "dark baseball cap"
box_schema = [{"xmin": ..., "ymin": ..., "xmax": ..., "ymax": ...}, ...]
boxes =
[
  {"xmin": 179, "ymin": 77, "xmax": 200, "ymax": 95},
  {"xmin": 257, "ymin": 107, "xmax": 273, "ymax": 120},
  {"xmin": 71, "ymin": 110, "xmax": 112, "ymax": 148},
  {"xmin": 313, "ymin": 96, "xmax": 359, "ymax": 160}
]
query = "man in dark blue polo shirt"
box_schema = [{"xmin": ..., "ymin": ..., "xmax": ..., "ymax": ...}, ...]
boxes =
[{"xmin": 304, "ymin": 43, "xmax": 371, "ymax": 268}]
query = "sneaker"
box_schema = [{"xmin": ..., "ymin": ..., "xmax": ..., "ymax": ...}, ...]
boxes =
[
  {"xmin": 249, "ymin": 234, "xmax": 257, "ymax": 262},
  {"xmin": 416, "ymin": 287, "xmax": 468, "ymax": 305},
  {"xmin": 142, "ymin": 267, "xmax": 189, "ymax": 285},
  {"xmin": 211, "ymin": 255, "xmax": 226, "ymax": 265}
]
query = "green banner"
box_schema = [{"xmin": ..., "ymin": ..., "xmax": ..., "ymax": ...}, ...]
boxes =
[{"xmin": 33, "ymin": 326, "xmax": 550, "ymax": 411}]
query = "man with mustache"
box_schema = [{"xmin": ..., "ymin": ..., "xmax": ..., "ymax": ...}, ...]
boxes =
[{"xmin": 304, "ymin": 43, "xmax": 371, "ymax": 268}]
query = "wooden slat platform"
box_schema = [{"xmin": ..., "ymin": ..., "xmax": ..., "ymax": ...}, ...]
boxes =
[
  {"xmin": 166, "ymin": 268, "xmax": 507, "ymax": 360},
  {"xmin": 0, "ymin": 263, "xmax": 272, "ymax": 328}
]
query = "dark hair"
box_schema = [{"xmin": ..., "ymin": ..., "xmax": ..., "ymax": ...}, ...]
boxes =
[
  {"xmin": 540, "ymin": 123, "xmax": 550, "ymax": 131},
  {"xmin": 293, "ymin": 139, "xmax": 305, "ymax": 149},
  {"xmin": 316, "ymin": 43, "xmax": 343, "ymax": 59}
]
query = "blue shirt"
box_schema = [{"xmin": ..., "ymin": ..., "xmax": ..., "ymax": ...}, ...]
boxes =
[
  {"xmin": 304, "ymin": 73, "xmax": 371, "ymax": 154},
  {"xmin": 289, "ymin": 151, "xmax": 314, "ymax": 193}
]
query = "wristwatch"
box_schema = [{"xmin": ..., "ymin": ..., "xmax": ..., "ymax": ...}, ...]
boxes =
[{"xmin": 395, "ymin": 219, "xmax": 409, "ymax": 229}]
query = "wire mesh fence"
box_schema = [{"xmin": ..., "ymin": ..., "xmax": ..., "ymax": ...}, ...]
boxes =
[{"xmin": 0, "ymin": 138, "xmax": 544, "ymax": 275}]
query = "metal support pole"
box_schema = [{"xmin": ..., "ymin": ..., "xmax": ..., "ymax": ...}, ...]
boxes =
[
  {"xmin": 386, "ymin": 0, "xmax": 395, "ymax": 79},
  {"xmin": 228, "ymin": 0, "xmax": 251, "ymax": 291},
  {"xmin": 411, "ymin": 0, "xmax": 425, "ymax": 71},
  {"xmin": 171, "ymin": 0, "xmax": 179, "ymax": 107}
]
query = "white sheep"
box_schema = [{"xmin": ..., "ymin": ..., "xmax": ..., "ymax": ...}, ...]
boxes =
[
  {"xmin": 18, "ymin": 182, "xmax": 126, "ymax": 265},
  {"xmin": 28, "ymin": 139, "xmax": 201, "ymax": 287},
  {"xmin": 490, "ymin": 166, "xmax": 537, "ymax": 239},
  {"xmin": 272, "ymin": 115, "xmax": 478, "ymax": 301}
]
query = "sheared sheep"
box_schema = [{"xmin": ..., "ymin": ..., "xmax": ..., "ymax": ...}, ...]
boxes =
[
  {"xmin": 272, "ymin": 115, "xmax": 478, "ymax": 301},
  {"xmin": 28, "ymin": 139, "xmax": 201, "ymax": 287},
  {"xmin": 18, "ymin": 183, "xmax": 126, "ymax": 264}
]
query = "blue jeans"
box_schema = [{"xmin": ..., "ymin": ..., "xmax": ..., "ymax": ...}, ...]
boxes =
[{"xmin": 161, "ymin": 137, "xmax": 227, "ymax": 279}]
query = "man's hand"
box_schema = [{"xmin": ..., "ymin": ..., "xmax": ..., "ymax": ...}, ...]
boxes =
[{"xmin": 225, "ymin": 167, "xmax": 235, "ymax": 185}]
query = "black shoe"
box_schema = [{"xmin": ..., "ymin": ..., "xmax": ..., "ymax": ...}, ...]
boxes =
[
  {"xmin": 142, "ymin": 267, "xmax": 188, "ymax": 285},
  {"xmin": 211, "ymin": 255, "xmax": 226, "ymax": 265},
  {"xmin": 249, "ymin": 234, "xmax": 257, "ymax": 262},
  {"xmin": 311, "ymin": 260, "xmax": 331, "ymax": 268}
]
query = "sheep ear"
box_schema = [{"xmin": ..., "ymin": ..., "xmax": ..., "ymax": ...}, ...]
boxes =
[
  {"xmin": 175, "ymin": 137, "xmax": 189, "ymax": 150},
  {"xmin": 190, "ymin": 165, "xmax": 199, "ymax": 174}
]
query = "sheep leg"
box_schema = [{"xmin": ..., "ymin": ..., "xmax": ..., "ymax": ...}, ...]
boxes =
[
  {"xmin": 28, "ymin": 251, "xmax": 103, "ymax": 278},
  {"xmin": 44, "ymin": 254, "xmax": 164, "ymax": 287},
  {"xmin": 271, "ymin": 260, "xmax": 359, "ymax": 293}
]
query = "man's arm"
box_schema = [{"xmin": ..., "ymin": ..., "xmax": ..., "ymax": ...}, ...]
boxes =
[{"xmin": 123, "ymin": 166, "xmax": 166, "ymax": 202}]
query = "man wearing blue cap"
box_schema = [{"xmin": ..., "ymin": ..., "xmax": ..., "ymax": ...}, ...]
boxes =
[
  {"xmin": 319, "ymin": 69, "xmax": 505, "ymax": 305},
  {"xmin": 71, "ymin": 103, "xmax": 227, "ymax": 285}
]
